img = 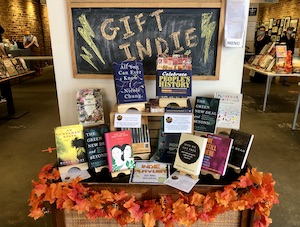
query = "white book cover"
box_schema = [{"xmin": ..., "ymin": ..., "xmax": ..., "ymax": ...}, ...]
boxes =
[
  {"xmin": 174, "ymin": 133, "xmax": 207, "ymax": 177},
  {"xmin": 214, "ymin": 92, "xmax": 243, "ymax": 130}
]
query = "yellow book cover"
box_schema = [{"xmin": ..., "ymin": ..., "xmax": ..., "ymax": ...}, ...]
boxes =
[{"xmin": 55, "ymin": 124, "xmax": 88, "ymax": 169}]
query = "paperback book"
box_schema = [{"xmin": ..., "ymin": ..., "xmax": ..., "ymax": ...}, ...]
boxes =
[
  {"xmin": 83, "ymin": 125, "xmax": 110, "ymax": 170},
  {"xmin": 174, "ymin": 133, "xmax": 208, "ymax": 177},
  {"xmin": 54, "ymin": 124, "xmax": 89, "ymax": 171},
  {"xmin": 129, "ymin": 160, "xmax": 170, "ymax": 184},
  {"xmin": 275, "ymin": 45, "xmax": 287, "ymax": 74},
  {"xmin": 0, "ymin": 60, "xmax": 9, "ymax": 78},
  {"xmin": 11, "ymin": 58, "xmax": 25, "ymax": 74},
  {"xmin": 214, "ymin": 92, "xmax": 243, "ymax": 131},
  {"xmin": 104, "ymin": 130, "xmax": 135, "ymax": 172},
  {"xmin": 113, "ymin": 60, "xmax": 147, "ymax": 104},
  {"xmin": 194, "ymin": 97, "xmax": 220, "ymax": 133},
  {"xmin": 150, "ymin": 128, "xmax": 181, "ymax": 164},
  {"xmin": 2, "ymin": 58, "xmax": 18, "ymax": 76},
  {"xmin": 76, "ymin": 88, "xmax": 105, "ymax": 126},
  {"xmin": 201, "ymin": 134, "xmax": 233, "ymax": 176},
  {"xmin": 228, "ymin": 129, "xmax": 254, "ymax": 169}
]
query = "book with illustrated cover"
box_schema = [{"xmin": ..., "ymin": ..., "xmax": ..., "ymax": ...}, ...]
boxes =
[
  {"xmin": 76, "ymin": 88, "xmax": 105, "ymax": 126},
  {"xmin": 275, "ymin": 45, "xmax": 287, "ymax": 73},
  {"xmin": 2, "ymin": 58, "xmax": 18, "ymax": 76},
  {"xmin": 228, "ymin": 129, "xmax": 254, "ymax": 169},
  {"xmin": 194, "ymin": 97, "xmax": 220, "ymax": 133},
  {"xmin": 54, "ymin": 124, "xmax": 88, "ymax": 171},
  {"xmin": 174, "ymin": 133, "xmax": 207, "ymax": 177},
  {"xmin": 0, "ymin": 60, "xmax": 9, "ymax": 78},
  {"xmin": 113, "ymin": 60, "xmax": 146, "ymax": 104},
  {"xmin": 129, "ymin": 160, "xmax": 170, "ymax": 184},
  {"xmin": 214, "ymin": 92, "xmax": 243, "ymax": 131},
  {"xmin": 292, "ymin": 56, "xmax": 300, "ymax": 73},
  {"xmin": 11, "ymin": 58, "xmax": 25, "ymax": 74},
  {"xmin": 150, "ymin": 128, "xmax": 181, "ymax": 164},
  {"xmin": 104, "ymin": 130, "xmax": 135, "ymax": 172},
  {"xmin": 201, "ymin": 134, "xmax": 233, "ymax": 176},
  {"xmin": 83, "ymin": 125, "xmax": 110, "ymax": 170},
  {"xmin": 156, "ymin": 55, "xmax": 192, "ymax": 70},
  {"xmin": 18, "ymin": 58, "xmax": 28, "ymax": 71}
]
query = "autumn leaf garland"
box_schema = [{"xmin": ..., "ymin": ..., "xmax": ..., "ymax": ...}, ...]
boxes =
[{"xmin": 29, "ymin": 164, "xmax": 279, "ymax": 227}]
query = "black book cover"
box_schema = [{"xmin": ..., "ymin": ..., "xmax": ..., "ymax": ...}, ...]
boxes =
[
  {"xmin": 228, "ymin": 129, "xmax": 254, "ymax": 169},
  {"xmin": 84, "ymin": 125, "xmax": 110, "ymax": 169}
]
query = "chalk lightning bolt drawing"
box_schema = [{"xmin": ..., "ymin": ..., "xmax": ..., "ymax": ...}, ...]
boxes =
[
  {"xmin": 78, "ymin": 14, "xmax": 105, "ymax": 66},
  {"xmin": 201, "ymin": 13, "xmax": 216, "ymax": 64},
  {"xmin": 80, "ymin": 46, "xmax": 99, "ymax": 70}
]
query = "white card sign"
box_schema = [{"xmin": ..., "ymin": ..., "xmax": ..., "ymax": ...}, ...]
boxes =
[{"xmin": 114, "ymin": 110, "xmax": 141, "ymax": 128}]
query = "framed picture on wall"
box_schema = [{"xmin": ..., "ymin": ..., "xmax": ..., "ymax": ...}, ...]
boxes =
[
  {"xmin": 280, "ymin": 19, "xmax": 284, "ymax": 27},
  {"xmin": 283, "ymin": 16, "xmax": 291, "ymax": 31},
  {"xmin": 269, "ymin": 18, "xmax": 274, "ymax": 29},
  {"xmin": 271, "ymin": 35, "xmax": 277, "ymax": 42},
  {"xmin": 276, "ymin": 19, "xmax": 281, "ymax": 26},
  {"xmin": 276, "ymin": 36, "xmax": 280, "ymax": 42},
  {"xmin": 290, "ymin": 19, "xmax": 298, "ymax": 32}
]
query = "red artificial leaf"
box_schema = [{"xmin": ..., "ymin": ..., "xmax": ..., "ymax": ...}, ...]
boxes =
[
  {"xmin": 128, "ymin": 203, "xmax": 143, "ymax": 223},
  {"xmin": 238, "ymin": 175, "xmax": 254, "ymax": 188},
  {"xmin": 74, "ymin": 198, "xmax": 91, "ymax": 214},
  {"xmin": 85, "ymin": 208, "xmax": 106, "ymax": 220},
  {"xmin": 189, "ymin": 192, "xmax": 205, "ymax": 206},
  {"xmin": 254, "ymin": 214, "xmax": 272, "ymax": 227},
  {"xmin": 114, "ymin": 190, "xmax": 129, "ymax": 201}
]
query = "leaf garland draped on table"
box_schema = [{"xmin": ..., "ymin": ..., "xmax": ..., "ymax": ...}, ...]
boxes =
[{"xmin": 29, "ymin": 164, "xmax": 279, "ymax": 227}]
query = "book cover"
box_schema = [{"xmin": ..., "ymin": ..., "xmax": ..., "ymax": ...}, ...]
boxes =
[
  {"xmin": 18, "ymin": 58, "xmax": 28, "ymax": 71},
  {"xmin": 214, "ymin": 92, "xmax": 243, "ymax": 130},
  {"xmin": 76, "ymin": 88, "xmax": 105, "ymax": 126},
  {"xmin": 292, "ymin": 56, "xmax": 300, "ymax": 73},
  {"xmin": 194, "ymin": 97, "xmax": 220, "ymax": 133},
  {"xmin": 156, "ymin": 70, "xmax": 192, "ymax": 97},
  {"xmin": 2, "ymin": 58, "xmax": 18, "ymax": 76},
  {"xmin": 228, "ymin": 129, "xmax": 254, "ymax": 169},
  {"xmin": 55, "ymin": 124, "xmax": 88, "ymax": 169},
  {"xmin": 275, "ymin": 45, "xmax": 288, "ymax": 74},
  {"xmin": 113, "ymin": 60, "xmax": 147, "ymax": 104},
  {"xmin": 150, "ymin": 128, "xmax": 181, "ymax": 164},
  {"xmin": 164, "ymin": 98, "xmax": 193, "ymax": 113},
  {"xmin": 11, "ymin": 58, "xmax": 25, "ymax": 74},
  {"xmin": 0, "ymin": 60, "xmax": 9, "ymax": 78},
  {"xmin": 201, "ymin": 134, "xmax": 233, "ymax": 176},
  {"xmin": 174, "ymin": 133, "xmax": 207, "ymax": 176},
  {"xmin": 104, "ymin": 130, "xmax": 135, "ymax": 172},
  {"xmin": 83, "ymin": 125, "xmax": 110, "ymax": 169},
  {"xmin": 129, "ymin": 160, "xmax": 170, "ymax": 184}
]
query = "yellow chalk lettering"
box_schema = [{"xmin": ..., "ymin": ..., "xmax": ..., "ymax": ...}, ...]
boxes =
[
  {"xmin": 155, "ymin": 37, "xmax": 169, "ymax": 55},
  {"xmin": 149, "ymin": 9, "xmax": 164, "ymax": 32},
  {"xmin": 136, "ymin": 38, "xmax": 152, "ymax": 60},
  {"xmin": 119, "ymin": 16, "xmax": 134, "ymax": 39},
  {"xmin": 119, "ymin": 42, "xmax": 136, "ymax": 60},
  {"xmin": 185, "ymin": 28, "xmax": 197, "ymax": 48},
  {"xmin": 100, "ymin": 18, "xmax": 120, "ymax": 41},
  {"xmin": 135, "ymin": 13, "xmax": 146, "ymax": 32},
  {"xmin": 169, "ymin": 31, "xmax": 184, "ymax": 53}
]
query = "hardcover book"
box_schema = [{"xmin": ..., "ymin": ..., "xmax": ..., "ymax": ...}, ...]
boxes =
[
  {"xmin": 129, "ymin": 160, "xmax": 170, "ymax": 184},
  {"xmin": 228, "ymin": 129, "xmax": 254, "ymax": 169},
  {"xmin": 164, "ymin": 98, "xmax": 193, "ymax": 113},
  {"xmin": 174, "ymin": 133, "xmax": 208, "ymax": 177},
  {"xmin": 83, "ymin": 125, "xmax": 110, "ymax": 170},
  {"xmin": 194, "ymin": 97, "xmax": 220, "ymax": 133},
  {"xmin": 156, "ymin": 70, "xmax": 192, "ymax": 97},
  {"xmin": 2, "ymin": 58, "xmax": 18, "ymax": 76},
  {"xmin": 275, "ymin": 45, "xmax": 288, "ymax": 74},
  {"xmin": 201, "ymin": 134, "xmax": 233, "ymax": 176},
  {"xmin": 0, "ymin": 60, "xmax": 9, "ymax": 78},
  {"xmin": 54, "ymin": 124, "xmax": 88, "ymax": 170},
  {"xmin": 104, "ymin": 130, "xmax": 135, "ymax": 172},
  {"xmin": 214, "ymin": 92, "xmax": 243, "ymax": 130},
  {"xmin": 113, "ymin": 60, "xmax": 147, "ymax": 104},
  {"xmin": 76, "ymin": 88, "xmax": 105, "ymax": 126},
  {"xmin": 150, "ymin": 128, "xmax": 181, "ymax": 164}
]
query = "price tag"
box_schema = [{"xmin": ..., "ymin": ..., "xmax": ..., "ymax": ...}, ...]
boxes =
[
  {"xmin": 164, "ymin": 113, "xmax": 193, "ymax": 133},
  {"xmin": 114, "ymin": 110, "xmax": 141, "ymax": 128}
]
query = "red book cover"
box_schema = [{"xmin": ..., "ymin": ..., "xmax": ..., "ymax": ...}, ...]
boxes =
[
  {"xmin": 104, "ymin": 130, "xmax": 135, "ymax": 172},
  {"xmin": 201, "ymin": 134, "xmax": 233, "ymax": 176}
]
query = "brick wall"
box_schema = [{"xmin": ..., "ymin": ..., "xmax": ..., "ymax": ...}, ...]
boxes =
[
  {"xmin": 258, "ymin": 0, "xmax": 300, "ymax": 48},
  {"xmin": 0, "ymin": 0, "xmax": 51, "ymax": 55}
]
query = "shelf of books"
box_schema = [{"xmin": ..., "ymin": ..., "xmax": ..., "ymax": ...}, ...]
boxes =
[{"xmin": 29, "ymin": 56, "xmax": 279, "ymax": 227}]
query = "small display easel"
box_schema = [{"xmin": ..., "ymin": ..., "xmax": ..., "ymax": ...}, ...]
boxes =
[
  {"xmin": 117, "ymin": 102, "xmax": 146, "ymax": 113},
  {"xmin": 158, "ymin": 97, "xmax": 188, "ymax": 108},
  {"xmin": 201, "ymin": 170, "xmax": 221, "ymax": 180},
  {"xmin": 111, "ymin": 169, "xmax": 131, "ymax": 178},
  {"xmin": 178, "ymin": 170, "xmax": 199, "ymax": 180}
]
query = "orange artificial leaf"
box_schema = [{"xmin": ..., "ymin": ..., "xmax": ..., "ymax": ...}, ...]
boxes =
[
  {"xmin": 34, "ymin": 183, "xmax": 48, "ymax": 197},
  {"xmin": 89, "ymin": 194, "xmax": 104, "ymax": 209},
  {"xmin": 100, "ymin": 190, "xmax": 115, "ymax": 202},
  {"xmin": 190, "ymin": 192, "xmax": 205, "ymax": 206},
  {"xmin": 123, "ymin": 196, "xmax": 136, "ymax": 209},
  {"xmin": 43, "ymin": 183, "xmax": 57, "ymax": 204},
  {"xmin": 254, "ymin": 214, "xmax": 272, "ymax": 227},
  {"xmin": 172, "ymin": 198, "xmax": 188, "ymax": 216},
  {"xmin": 114, "ymin": 190, "xmax": 129, "ymax": 201},
  {"xmin": 128, "ymin": 203, "xmax": 143, "ymax": 223},
  {"xmin": 28, "ymin": 207, "xmax": 44, "ymax": 220},
  {"xmin": 74, "ymin": 198, "xmax": 91, "ymax": 214},
  {"xmin": 249, "ymin": 168, "xmax": 263, "ymax": 185},
  {"xmin": 62, "ymin": 198, "xmax": 75, "ymax": 212},
  {"xmin": 238, "ymin": 175, "xmax": 254, "ymax": 188},
  {"xmin": 203, "ymin": 194, "xmax": 216, "ymax": 212},
  {"xmin": 143, "ymin": 212, "xmax": 156, "ymax": 227}
]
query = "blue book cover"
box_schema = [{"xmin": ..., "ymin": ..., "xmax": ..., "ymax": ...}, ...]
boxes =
[
  {"xmin": 113, "ymin": 60, "xmax": 147, "ymax": 104},
  {"xmin": 156, "ymin": 70, "xmax": 192, "ymax": 97}
]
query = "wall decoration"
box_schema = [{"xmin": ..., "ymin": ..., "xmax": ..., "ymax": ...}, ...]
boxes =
[
  {"xmin": 290, "ymin": 19, "xmax": 298, "ymax": 32},
  {"xmin": 249, "ymin": 7, "xmax": 257, "ymax": 16},
  {"xmin": 283, "ymin": 16, "xmax": 291, "ymax": 31},
  {"xmin": 269, "ymin": 18, "xmax": 274, "ymax": 29}
]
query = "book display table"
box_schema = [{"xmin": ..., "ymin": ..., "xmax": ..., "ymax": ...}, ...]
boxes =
[
  {"xmin": 52, "ymin": 166, "xmax": 253, "ymax": 227},
  {"xmin": 0, "ymin": 70, "xmax": 35, "ymax": 118},
  {"xmin": 243, "ymin": 64, "xmax": 300, "ymax": 111}
]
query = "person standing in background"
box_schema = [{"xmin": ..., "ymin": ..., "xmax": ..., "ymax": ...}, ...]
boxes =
[
  {"xmin": 280, "ymin": 26, "xmax": 295, "ymax": 86},
  {"xmin": 23, "ymin": 30, "xmax": 41, "ymax": 75},
  {"xmin": 254, "ymin": 26, "xmax": 271, "ymax": 55},
  {"xmin": 0, "ymin": 25, "xmax": 4, "ymax": 43}
]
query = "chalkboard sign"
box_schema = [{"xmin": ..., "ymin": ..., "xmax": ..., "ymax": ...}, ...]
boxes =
[{"xmin": 67, "ymin": 1, "xmax": 224, "ymax": 79}]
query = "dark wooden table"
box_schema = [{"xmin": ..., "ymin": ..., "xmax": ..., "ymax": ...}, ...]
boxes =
[{"xmin": 0, "ymin": 70, "xmax": 35, "ymax": 118}]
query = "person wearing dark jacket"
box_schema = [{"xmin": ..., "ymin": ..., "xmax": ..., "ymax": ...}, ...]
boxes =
[{"xmin": 254, "ymin": 26, "xmax": 271, "ymax": 55}]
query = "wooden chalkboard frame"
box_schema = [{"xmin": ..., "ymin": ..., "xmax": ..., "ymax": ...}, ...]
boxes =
[{"xmin": 66, "ymin": 0, "xmax": 224, "ymax": 80}]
